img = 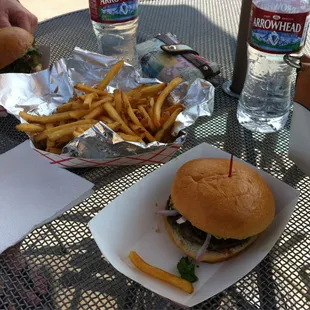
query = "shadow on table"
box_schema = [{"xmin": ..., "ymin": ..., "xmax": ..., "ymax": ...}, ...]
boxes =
[
  {"xmin": 300, "ymin": 264, "xmax": 310, "ymax": 303},
  {"xmin": 0, "ymin": 115, "xmax": 28, "ymax": 155},
  {"xmin": 18, "ymin": 2, "xmax": 309, "ymax": 310}
]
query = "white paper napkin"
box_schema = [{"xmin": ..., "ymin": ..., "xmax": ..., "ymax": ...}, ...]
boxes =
[
  {"xmin": 0, "ymin": 141, "xmax": 94, "ymax": 254},
  {"xmin": 289, "ymin": 102, "xmax": 310, "ymax": 176}
]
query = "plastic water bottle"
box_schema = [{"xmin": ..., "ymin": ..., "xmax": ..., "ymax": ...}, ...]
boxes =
[
  {"xmin": 89, "ymin": 0, "xmax": 139, "ymax": 67},
  {"xmin": 237, "ymin": 0, "xmax": 310, "ymax": 133}
]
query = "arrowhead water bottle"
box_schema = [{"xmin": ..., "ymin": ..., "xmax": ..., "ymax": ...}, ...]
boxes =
[
  {"xmin": 237, "ymin": 0, "xmax": 310, "ymax": 133},
  {"xmin": 89, "ymin": 0, "xmax": 139, "ymax": 67}
]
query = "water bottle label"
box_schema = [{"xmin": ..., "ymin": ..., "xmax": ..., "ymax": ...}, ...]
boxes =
[
  {"xmin": 249, "ymin": 4, "xmax": 310, "ymax": 53},
  {"xmin": 89, "ymin": 0, "xmax": 138, "ymax": 24}
]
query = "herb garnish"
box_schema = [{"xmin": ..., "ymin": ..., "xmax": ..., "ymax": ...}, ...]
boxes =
[{"xmin": 177, "ymin": 257, "xmax": 198, "ymax": 283}]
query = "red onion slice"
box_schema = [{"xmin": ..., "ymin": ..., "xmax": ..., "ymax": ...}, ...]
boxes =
[
  {"xmin": 196, "ymin": 234, "xmax": 211, "ymax": 262},
  {"xmin": 156, "ymin": 210, "xmax": 180, "ymax": 216},
  {"xmin": 176, "ymin": 216, "xmax": 187, "ymax": 224}
]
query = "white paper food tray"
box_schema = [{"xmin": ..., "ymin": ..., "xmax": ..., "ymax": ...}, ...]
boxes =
[{"xmin": 89, "ymin": 142, "xmax": 299, "ymax": 307}]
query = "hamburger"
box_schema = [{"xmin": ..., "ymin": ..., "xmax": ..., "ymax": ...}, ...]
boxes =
[
  {"xmin": 159, "ymin": 158, "xmax": 275, "ymax": 263},
  {"xmin": 0, "ymin": 27, "xmax": 42, "ymax": 74}
]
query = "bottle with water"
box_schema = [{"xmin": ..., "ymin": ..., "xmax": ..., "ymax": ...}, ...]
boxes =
[
  {"xmin": 89, "ymin": 0, "xmax": 139, "ymax": 67},
  {"xmin": 237, "ymin": 0, "xmax": 310, "ymax": 133}
]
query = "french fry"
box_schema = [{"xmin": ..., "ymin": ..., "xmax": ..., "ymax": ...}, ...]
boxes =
[
  {"xmin": 122, "ymin": 92, "xmax": 155, "ymax": 142},
  {"xmin": 153, "ymin": 77, "xmax": 183, "ymax": 128},
  {"xmin": 128, "ymin": 251, "xmax": 193, "ymax": 294},
  {"xmin": 140, "ymin": 83, "xmax": 167, "ymax": 96},
  {"xmin": 47, "ymin": 128, "xmax": 74, "ymax": 142},
  {"xmin": 56, "ymin": 101, "xmax": 83, "ymax": 112},
  {"xmin": 16, "ymin": 123, "xmax": 45, "ymax": 133},
  {"xmin": 146, "ymin": 97, "xmax": 155, "ymax": 121},
  {"xmin": 44, "ymin": 119, "xmax": 97, "ymax": 135},
  {"xmin": 146, "ymin": 108, "xmax": 153, "ymax": 122},
  {"xmin": 34, "ymin": 131, "xmax": 47, "ymax": 142},
  {"xmin": 128, "ymin": 91, "xmax": 142, "ymax": 102},
  {"xmin": 106, "ymin": 122, "xmax": 121, "ymax": 131},
  {"xmin": 45, "ymin": 123, "xmax": 54, "ymax": 129},
  {"xmin": 69, "ymin": 99, "xmax": 110, "ymax": 119},
  {"xmin": 133, "ymin": 109, "xmax": 143, "ymax": 120},
  {"xmin": 48, "ymin": 123, "xmax": 94, "ymax": 142},
  {"xmin": 69, "ymin": 110, "xmax": 90, "ymax": 119},
  {"xmin": 127, "ymin": 108, "xmax": 155, "ymax": 142},
  {"xmin": 102, "ymin": 101, "xmax": 136, "ymax": 135},
  {"xmin": 140, "ymin": 118, "xmax": 149, "ymax": 128},
  {"xmin": 56, "ymin": 102, "xmax": 73, "ymax": 113},
  {"xmin": 75, "ymin": 84, "xmax": 113, "ymax": 97},
  {"xmin": 114, "ymin": 89, "xmax": 122, "ymax": 114},
  {"xmin": 97, "ymin": 59, "xmax": 125, "ymax": 90},
  {"xmin": 83, "ymin": 105, "xmax": 105, "ymax": 120},
  {"xmin": 46, "ymin": 139, "xmax": 55, "ymax": 151},
  {"xmin": 76, "ymin": 127, "xmax": 86, "ymax": 133},
  {"xmin": 84, "ymin": 93, "xmax": 99, "ymax": 108},
  {"xmin": 127, "ymin": 109, "xmax": 155, "ymax": 142},
  {"xmin": 138, "ymin": 106, "xmax": 155, "ymax": 132},
  {"xmin": 164, "ymin": 103, "xmax": 184, "ymax": 114},
  {"xmin": 117, "ymin": 132, "xmax": 144, "ymax": 143},
  {"xmin": 97, "ymin": 115, "xmax": 114, "ymax": 124},
  {"xmin": 134, "ymin": 98, "xmax": 148, "ymax": 106},
  {"xmin": 17, "ymin": 112, "xmax": 37, "ymax": 124},
  {"xmin": 120, "ymin": 110, "xmax": 129, "ymax": 126},
  {"xmin": 70, "ymin": 102, "xmax": 85, "ymax": 110},
  {"xmin": 73, "ymin": 131, "xmax": 81, "ymax": 138},
  {"xmin": 48, "ymin": 148, "xmax": 62, "ymax": 155},
  {"xmin": 129, "ymin": 125, "xmax": 146, "ymax": 140},
  {"xmin": 77, "ymin": 94, "xmax": 87, "ymax": 101},
  {"xmin": 155, "ymin": 108, "xmax": 182, "ymax": 141},
  {"xmin": 126, "ymin": 84, "xmax": 146, "ymax": 97},
  {"xmin": 160, "ymin": 111, "xmax": 170, "ymax": 126},
  {"xmin": 19, "ymin": 111, "xmax": 73, "ymax": 124},
  {"xmin": 55, "ymin": 134, "xmax": 73, "ymax": 145},
  {"xmin": 129, "ymin": 123, "xmax": 145, "ymax": 135},
  {"xmin": 83, "ymin": 96, "xmax": 112, "ymax": 109}
]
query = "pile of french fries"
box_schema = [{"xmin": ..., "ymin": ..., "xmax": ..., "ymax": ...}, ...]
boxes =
[{"xmin": 16, "ymin": 60, "xmax": 185, "ymax": 155}]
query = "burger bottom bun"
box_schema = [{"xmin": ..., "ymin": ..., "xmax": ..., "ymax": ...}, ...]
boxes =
[{"xmin": 164, "ymin": 217, "xmax": 258, "ymax": 263}]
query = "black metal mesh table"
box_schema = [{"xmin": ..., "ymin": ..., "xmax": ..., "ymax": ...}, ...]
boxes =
[{"xmin": 1, "ymin": 0, "xmax": 310, "ymax": 309}]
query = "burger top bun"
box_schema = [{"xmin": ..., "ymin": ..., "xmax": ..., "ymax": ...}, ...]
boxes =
[
  {"xmin": 0, "ymin": 27, "xmax": 34, "ymax": 70},
  {"xmin": 171, "ymin": 158, "xmax": 275, "ymax": 240}
]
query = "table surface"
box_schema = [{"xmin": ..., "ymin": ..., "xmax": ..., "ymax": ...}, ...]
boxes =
[{"xmin": 1, "ymin": 0, "xmax": 310, "ymax": 309}]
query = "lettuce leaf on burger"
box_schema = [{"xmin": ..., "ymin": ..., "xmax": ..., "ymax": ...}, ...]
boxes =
[{"xmin": 0, "ymin": 27, "xmax": 42, "ymax": 74}]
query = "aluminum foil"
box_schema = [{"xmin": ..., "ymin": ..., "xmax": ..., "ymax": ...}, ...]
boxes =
[{"xmin": 0, "ymin": 47, "xmax": 214, "ymax": 160}]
